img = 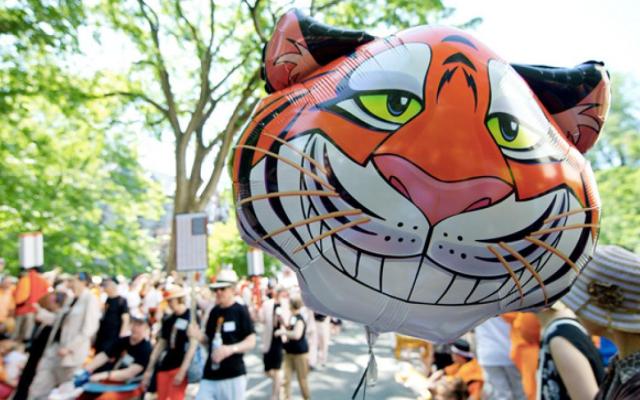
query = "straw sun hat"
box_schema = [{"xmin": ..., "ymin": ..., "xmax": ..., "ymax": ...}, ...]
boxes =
[
  {"xmin": 209, "ymin": 269, "xmax": 239, "ymax": 290},
  {"xmin": 563, "ymin": 245, "xmax": 640, "ymax": 333}
]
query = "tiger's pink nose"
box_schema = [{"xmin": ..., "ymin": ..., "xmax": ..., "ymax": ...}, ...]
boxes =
[{"xmin": 373, "ymin": 154, "xmax": 513, "ymax": 225}]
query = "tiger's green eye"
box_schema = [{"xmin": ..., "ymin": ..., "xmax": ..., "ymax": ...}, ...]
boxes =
[
  {"xmin": 358, "ymin": 92, "xmax": 422, "ymax": 124},
  {"xmin": 487, "ymin": 112, "xmax": 539, "ymax": 149}
]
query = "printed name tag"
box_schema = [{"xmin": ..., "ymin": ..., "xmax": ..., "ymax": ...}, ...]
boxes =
[
  {"xmin": 290, "ymin": 316, "xmax": 297, "ymax": 326},
  {"xmin": 175, "ymin": 318, "xmax": 188, "ymax": 330},
  {"xmin": 223, "ymin": 321, "xmax": 236, "ymax": 332},
  {"xmin": 121, "ymin": 354, "xmax": 135, "ymax": 367}
]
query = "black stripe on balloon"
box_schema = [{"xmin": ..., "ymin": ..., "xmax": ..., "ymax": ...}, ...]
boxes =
[
  {"xmin": 476, "ymin": 196, "xmax": 558, "ymax": 245},
  {"xmin": 302, "ymin": 139, "xmax": 376, "ymax": 236},
  {"xmin": 437, "ymin": 66, "xmax": 458, "ymax": 102},
  {"xmin": 443, "ymin": 52, "xmax": 477, "ymax": 71},
  {"xmin": 508, "ymin": 193, "xmax": 593, "ymax": 308},
  {"xmin": 441, "ymin": 35, "xmax": 478, "ymax": 50},
  {"xmin": 435, "ymin": 276, "xmax": 456, "ymax": 305},
  {"xmin": 321, "ymin": 145, "xmax": 383, "ymax": 223},
  {"xmin": 464, "ymin": 279, "xmax": 481, "ymax": 304},
  {"xmin": 511, "ymin": 62, "xmax": 605, "ymax": 114},
  {"xmin": 264, "ymin": 106, "xmax": 313, "ymax": 258},
  {"xmin": 237, "ymin": 95, "xmax": 306, "ymax": 267},
  {"xmin": 537, "ymin": 196, "xmax": 592, "ymax": 288}
]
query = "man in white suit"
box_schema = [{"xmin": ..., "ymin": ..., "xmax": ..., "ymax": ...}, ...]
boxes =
[{"xmin": 30, "ymin": 272, "xmax": 101, "ymax": 399}]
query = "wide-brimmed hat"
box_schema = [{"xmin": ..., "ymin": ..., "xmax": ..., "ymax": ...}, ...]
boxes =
[
  {"xmin": 563, "ymin": 245, "xmax": 640, "ymax": 333},
  {"xmin": 164, "ymin": 284, "xmax": 187, "ymax": 300},
  {"xmin": 450, "ymin": 339, "xmax": 474, "ymax": 359},
  {"xmin": 130, "ymin": 312, "xmax": 150, "ymax": 326},
  {"xmin": 210, "ymin": 269, "xmax": 239, "ymax": 290}
]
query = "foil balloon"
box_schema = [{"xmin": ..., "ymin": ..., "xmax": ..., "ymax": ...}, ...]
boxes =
[{"xmin": 231, "ymin": 9, "xmax": 610, "ymax": 342}]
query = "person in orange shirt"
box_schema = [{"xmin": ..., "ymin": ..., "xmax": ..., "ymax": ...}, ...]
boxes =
[
  {"xmin": 503, "ymin": 312, "xmax": 541, "ymax": 400},
  {"xmin": 12, "ymin": 267, "xmax": 50, "ymax": 343},
  {"xmin": 0, "ymin": 276, "xmax": 16, "ymax": 336},
  {"xmin": 443, "ymin": 339, "xmax": 483, "ymax": 400}
]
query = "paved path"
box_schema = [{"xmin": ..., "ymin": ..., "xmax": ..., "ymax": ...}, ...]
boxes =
[{"xmin": 240, "ymin": 321, "xmax": 421, "ymax": 399}]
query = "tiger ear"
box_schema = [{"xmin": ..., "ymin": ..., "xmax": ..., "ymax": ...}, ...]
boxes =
[
  {"xmin": 261, "ymin": 8, "xmax": 375, "ymax": 93},
  {"xmin": 512, "ymin": 61, "xmax": 611, "ymax": 153}
]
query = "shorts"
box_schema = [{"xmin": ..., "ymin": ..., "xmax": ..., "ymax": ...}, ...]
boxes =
[{"xmin": 263, "ymin": 337, "xmax": 283, "ymax": 371}]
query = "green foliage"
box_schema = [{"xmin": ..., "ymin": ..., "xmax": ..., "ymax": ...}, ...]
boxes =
[
  {"xmin": 588, "ymin": 74, "xmax": 640, "ymax": 169},
  {"xmin": 0, "ymin": 93, "xmax": 165, "ymax": 276},
  {"xmin": 314, "ymin": 0, "xmax": 479, "ymax": 31},
  {"xmin": 588, "ymin": 73, "xmax": 640, "ymax": 253},
  {"xmin": 208, "ymin": 192, "xmax": 279, "ymax": 278},
  {"xmin": 0, "ymin": 1, "xmax": 88, "ymax": 113},
  {"xmin": 595, "ymin": 167, "xmax": 640, "ymax": 253}
]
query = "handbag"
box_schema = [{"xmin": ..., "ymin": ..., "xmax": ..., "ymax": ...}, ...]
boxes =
[{"xmin": 186, "ymin": 340, "xmax": 205, "ymax": 383}]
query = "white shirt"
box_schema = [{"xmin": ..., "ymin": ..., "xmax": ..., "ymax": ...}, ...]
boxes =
[
  {"xmin": 475, "ymin": 317, "xmax": 514, "ymax": 367},
  {"xmin": 142, "ymin": 288, "xmax": 162, "ymax": 312}
]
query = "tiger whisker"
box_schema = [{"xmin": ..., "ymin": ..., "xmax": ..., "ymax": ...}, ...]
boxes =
[
  {"xmin": 259, "ymin": 209, "xmax": 362, "ymax": 242},
  {"xmin": 499, "ymin": 242, "xmax": 549, "ymax": 306},
  {"xmin": 239, "ymin": 190, "xmax": 339, "ymax": 206},
  {"xmin": 293, "ymin": 217, "xmax": 371, "ymax": 254},
  {"xmin": 487, "ymin": 245, "xmax": 524, "ymax": 306},
  {"xmin": 530, "ymin": 223, "xmax": 599, "ymax": 237},
  {"xmin": 524, "ymin": 236, "xmax": 580, "ymax": 274},
  {"xmin": 543, "ymin": 206, "xmax": 599, "ymax": 224},
  {"xmin": 235, "ymin": 144, "xmax": 335, "ymax": 192},
  {"xmin": 262, "ymin": 133, "xmax": 329, "ymax": 176}
]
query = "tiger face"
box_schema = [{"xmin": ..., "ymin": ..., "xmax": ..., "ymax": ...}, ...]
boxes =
[{"xmin": 232, "ymin": 10, "xmax": 610, "ymax": 341}]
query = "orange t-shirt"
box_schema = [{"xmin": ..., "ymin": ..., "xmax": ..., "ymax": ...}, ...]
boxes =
[
  {"xmin": 0, "ymin": 287, "xmax": 14, "ymax": 323},
  {"xmin": 445, "ymin": 359, "xmax": 484, "ymax": 399},
  {"xmin": 14, "ymin": 270, "xmax": 50, "ymax": 316},
  {"xmin": 503, "ymin": 312, "xmax": 541, "ymax": 400}
]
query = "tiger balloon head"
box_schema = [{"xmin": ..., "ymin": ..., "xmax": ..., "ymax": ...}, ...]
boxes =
[{"xmin": 232, "ymin": 9, "xmax": 610, "ymax": 342}]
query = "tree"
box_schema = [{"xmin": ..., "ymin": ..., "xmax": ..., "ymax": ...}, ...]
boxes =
[
  {"xmin": 595, "ymin": 167, "xmax": 640, "ymax": 253},
  {"xmin": 94, "ymin": 0, "xmax": 474, "ymax": 271},
  {"xmin": 207, "ymin": 190, "xmax": 279, "ymax": 277},
  {"xmin": 0, "ymin": 93, "xmax": 165, "ymax": 275},
  {"xmin": 588, "ymin": 74, "xmax": 640, "ymax": 253},
  {"xmin": 588, "ymin": 74, "xmax": 640, "ymax": 169},
  {"xmin": 0, "ymin": 0, "xmax": 87, "ymax": 114}
]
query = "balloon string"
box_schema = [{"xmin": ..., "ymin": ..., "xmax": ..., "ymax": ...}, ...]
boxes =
[
  {"xmin": 351, "ymin": 363, "xmax": 369, "ymax": 400},
  {"xmin": 352, "ymin": 328, "xmax": 378, "ymax": 400}
]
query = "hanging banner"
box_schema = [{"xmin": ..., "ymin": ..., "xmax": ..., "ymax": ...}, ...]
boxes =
[
  {"xmin": 176, "ymin": 213, "xmax": 209, "ymax": 271},
  {"xmin": 19, "ymin": 232, "xmax": 44, "ymax": 269},
  {"xmin": 247, "ymin": 247, "xmax": 265, "ymax": 276}
]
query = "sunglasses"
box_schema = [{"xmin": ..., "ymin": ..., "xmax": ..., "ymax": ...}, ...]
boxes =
[{"xmin": 213, "ymin": 286, "xmax": 229, "ymax": 293}]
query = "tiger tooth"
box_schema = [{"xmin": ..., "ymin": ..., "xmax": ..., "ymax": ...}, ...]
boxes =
[
  {"xmin": 357, "ymin": 254, "xmax": 383, "ymax": 291},
  {"xmin": 466, "ymin": 278, "xmax": 503, "ymax": 304},
  {"xmin": 409, "ymin": 262, "xmax": 454, "ymax": 304},
  {"xmin": 320, "ymin": 235, "xmax": 343, "ymax": 272},
  {"xmin": 438, "ymin": 276, "xmax": 478, "ymax": 305},
  {"xmin": 381, "ymin": 257, "xmax": 422, "ymax": 300},
  {"xmin": 334, "ymin": 238, "xmax": 358, "ymax": 277},
  {"xmin": 308, "ymin": 220, "xmax": 322, "ymax": 248}
]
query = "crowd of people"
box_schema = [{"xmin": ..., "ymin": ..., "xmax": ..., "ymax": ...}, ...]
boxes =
[
  {"xmin": 0, "ymin": 244, "xmax": 638, "ymax": 400},
  {"xmin": 0, "ymin": 264, "xmax": 340, "ymax": 400}
]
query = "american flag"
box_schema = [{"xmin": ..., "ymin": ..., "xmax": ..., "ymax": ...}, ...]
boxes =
[{"xmin": 176, "ymin": 213, "xmax": 208, "ymax": 271}]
